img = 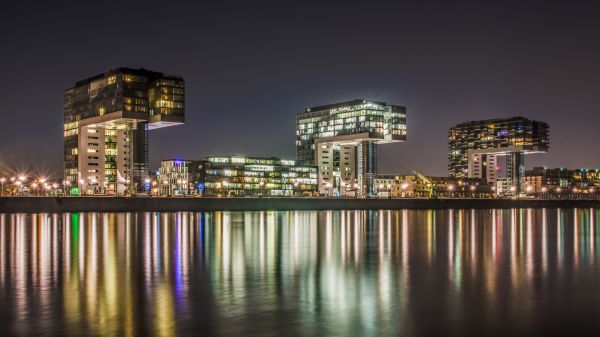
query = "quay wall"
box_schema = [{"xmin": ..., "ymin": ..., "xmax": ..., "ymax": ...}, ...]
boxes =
[{"xmin": 2, "ymin": 197, "xmax": 600, "ymax": 213}]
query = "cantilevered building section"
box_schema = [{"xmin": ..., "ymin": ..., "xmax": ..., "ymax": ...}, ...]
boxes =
[
  {"xmin": 64, "ymin": 68, "xmax": 184, "ymax": 195},
  {"xmin": 448, "ymin": 117, "xmax": 549, "ymax": 193},
  {"xmin": 297, "ymin": 99, "xmax": 406, "ymax": 196}
]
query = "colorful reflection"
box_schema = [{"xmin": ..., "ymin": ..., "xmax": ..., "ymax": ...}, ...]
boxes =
[{"xmin": 0, "ymin": 209, "xmax": 599, "ymax": 336}]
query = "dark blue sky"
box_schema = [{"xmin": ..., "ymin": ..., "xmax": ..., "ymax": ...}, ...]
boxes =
[{"xmin": 0, "ymin": 1, "xmax": 599, "ymax": 178}]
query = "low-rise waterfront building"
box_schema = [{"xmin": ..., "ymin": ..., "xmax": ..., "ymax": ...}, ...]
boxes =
[
  {"xmin": 157, "ymin": 156, "xmax": 318, "ymax": 197},
  {"xmin": 524, "ymin": 167, "xmax": 600, "ymax": 196},
  {"xmin": 495, "ymin": 177, "xmax": 514, "ymax": 197},
  {"xmin": 375, "ymin": 174, "xmax": 493, "ymax": 198},
  {"xmin": 158, "ymin": 160, "xmax": 192, "ymax": 196}
]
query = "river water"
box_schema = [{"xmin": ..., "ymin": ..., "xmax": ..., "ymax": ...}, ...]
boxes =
[{"xmin": 0, "ymin": 209, "xmax": 599, "ymax": 336}]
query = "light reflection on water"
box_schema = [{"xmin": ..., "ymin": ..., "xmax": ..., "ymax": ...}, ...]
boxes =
[{"xmin": 0, "ymin": 209, "xmax": 599, "ymax": 336}]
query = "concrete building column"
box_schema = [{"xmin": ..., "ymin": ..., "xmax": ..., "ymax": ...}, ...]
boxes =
[
  {"xmin": 507, "ymin": 151, "xmax": 525, "ymax": 194},
  {"xmin": 357, "ymin": 140, "xmax": 377, "ymax": 197}
]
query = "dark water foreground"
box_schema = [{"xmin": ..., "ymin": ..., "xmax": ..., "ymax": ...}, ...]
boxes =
[{"xmin": 0, "ymin": 209, "xmax": 599, "ymax": 336}]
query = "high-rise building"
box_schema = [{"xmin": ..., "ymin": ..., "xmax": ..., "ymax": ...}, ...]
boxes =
[
  {"xmin": 64, "ymin": 68, "xmax": 184, "ymax": 195},
  {"xmin": 448, "ymin": 117, "xmax": 548, "ymax": 193},
  {"xmin": 296, "ymin": 99, "xmax": 406, "ymax": 196}
]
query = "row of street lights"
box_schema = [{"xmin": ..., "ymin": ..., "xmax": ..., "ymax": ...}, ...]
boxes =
[{"xmin": 0, "ymin": 175, "xmax": 64, "ymax": 196}]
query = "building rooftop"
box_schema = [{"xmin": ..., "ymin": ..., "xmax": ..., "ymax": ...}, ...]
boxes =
[
  {"xmin": 72, "ymin": 67, "xmax": 183, "ymax": 87},
  {"xmin": 299, "ymin": 99, "xmax": 404, "ymax": 115}
]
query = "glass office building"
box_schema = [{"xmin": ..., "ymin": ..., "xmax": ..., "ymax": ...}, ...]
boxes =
[
  {"xmin": 448, "ymin": 117, "xmax": 549, "ymax": 193},
  {"xmin": 296, "ymin": 99, "xmax": 406, "ymax": 196},
  {"xmin": 64, "ymin": 68, "xmax": 184, "ymax": 195},
  {"xmin": 189, "ymin": 156, "xmax": 317, "ymax": 197}
]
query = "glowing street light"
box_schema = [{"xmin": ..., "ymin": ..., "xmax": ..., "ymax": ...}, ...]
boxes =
[{"xmin": 541, "ymin": 187, "xmax": 547, "ymax": 193}]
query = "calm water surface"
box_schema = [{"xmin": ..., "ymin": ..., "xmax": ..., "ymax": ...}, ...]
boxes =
[{"xmin": 0, "ymin": 209, "xmax": 599, "ymax": 336}]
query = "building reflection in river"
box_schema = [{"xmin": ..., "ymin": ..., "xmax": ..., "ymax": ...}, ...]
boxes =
[{"xmin": 0, "ymin": 208, "xmax": 599, "ymax": 336}]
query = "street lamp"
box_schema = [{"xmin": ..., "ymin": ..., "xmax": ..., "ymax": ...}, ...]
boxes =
[
  {"xmin": 15, "ymin": 181, "xmax": 22, "ymax": 196},
  {"xmin": 447, "ymin": 184, "xmax": 454, "ymax": 198}
]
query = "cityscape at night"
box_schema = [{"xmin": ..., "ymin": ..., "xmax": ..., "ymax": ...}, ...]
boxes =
[{"xmin": 1, "ymin": 1, "xmax": 600, "ymax": 336}]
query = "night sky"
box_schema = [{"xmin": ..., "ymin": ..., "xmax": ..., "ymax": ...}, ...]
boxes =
[{"xmin": 1, "ymin": 1, "xmax": 599, "ymax": 178}]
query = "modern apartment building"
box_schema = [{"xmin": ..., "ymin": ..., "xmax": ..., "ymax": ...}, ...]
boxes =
[
  {"xmin": 64, "ymin": 68, "xmax": 184, "ymax": 195},
  {"xmin": 449, "ymin": 117, "xmax": 549, "ymax": 193},
  {"xmin": 296, "ymin": 99, "xmax": 406, "ymax": 196}
]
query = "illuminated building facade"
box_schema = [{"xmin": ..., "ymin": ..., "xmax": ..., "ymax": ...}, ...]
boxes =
[
  {"xmin": 64, "ymin": 68, "xmax": 184, "ymax": 195},
  {"xmin": 449, "ymin": 117, "xmax": 548, "ymax": 193},
  {"xmin": 375, "ymin": 174, "xmax": 492, "ymax": 198},
  {"xmin": 524, "ymin": 167, "xmax": 600, "ymax": 194},
  {"xmin": 158, "ymin": 160, "xmax": 192, "ymax": 196},
  {"xmin": 190, "ymin": 156, "xmax": 318, "ymax": 197},
  {"xmin": 297, "ymin": 99, "xmax": 406, "ymax": 196}
]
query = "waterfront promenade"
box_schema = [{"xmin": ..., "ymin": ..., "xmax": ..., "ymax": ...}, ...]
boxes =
[{"xmin": 2, "ymin": 197, "xmax": 600, "ymax": 213}]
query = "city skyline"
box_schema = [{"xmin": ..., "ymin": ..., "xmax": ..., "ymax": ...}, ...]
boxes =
[{"xmin": 1, "ymin": 1, "xmax": 599, "ymax": 178}]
